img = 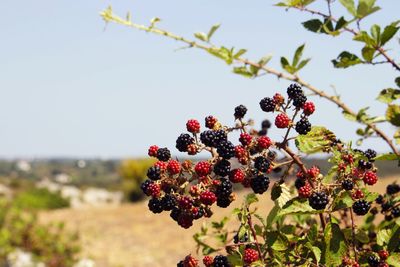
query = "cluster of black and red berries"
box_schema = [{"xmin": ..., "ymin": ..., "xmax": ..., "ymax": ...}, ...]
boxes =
[
  {"xmin": 259, "ymin": 83, "xmax": 315, "ymax": 134},
  {"xmin": 366, "ymin": 250, "xmax": 390, "ymax": 267},
  {"xmin": 375, "ymin": 182, "xmax": 400, "ymax": 220}
]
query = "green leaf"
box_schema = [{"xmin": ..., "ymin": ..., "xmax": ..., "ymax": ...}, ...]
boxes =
[
  {"xmin": 355, "ymin": 229, "xmax": 370, "ymax": 243},
  {"xmin": 149, "ymin": 17, "xmax": 161, "ymax": 28},
  {"xmin": 194, "ymin": 32, "xmax": 208, "ymax": 42},
  {"xmin": 339, "ymin": 0, "xmax": 357, "ymax": 16},
  {"xmin": 266, "ymin": 204, "xmax": 281, "ymax": 229},
  {"xmin": 297, "ymin": 58, "xmax": 311, "ymax": 71},
  {"xmin": 386, "ymin": 104, "xmax": 400, "ymax": 126},
  {"xmin": 388, "ymin": 225, "xmax": 400, "ymax": 252},
  {"xmin": 207, "ymin": 46, "xmax": 233, "ymax": 65},
  {"xmin": 295, "ymin": 126, "xmax": 336, "ymax": 154},
  {"xmin": 387, "ymin": 253, "xmax": 400, "ymax": 267},
  {"xmin": 361, "ymin": 46, "xmax": 375, "ymax": 62},
  {"xmin": 342, "ymin": 111, "xmax": 357, "ymax": 121},
  {"xmin": 322, "ymin": 223, "xmax": 347, "ymax": 266},
  {"xmin": 332, "ymin": 191, "xmax": 353, "ymax": 211},
  {"xmin": 293, "ymin": 44, "xmax": 305, "ymax": 67},
  {"xmin": 356, "ymin": 0, "xmax": 381, "ymax": 19},
  {"xmin": 377, "ymin": 88, "xmax": 400, "ymax": 103},
  {"xmin": 335, "ymin": 17, "xmax": 348, "ymax": 31},
  {"xmin": 207, "ymin": 23, "xmax": 220, "ymax": 41},
  {"xmin": 245, "ymin": 193, "xmax": 259, "ymax": 206},
  {"xmin": 279, "ymin": 198, "xmax": 321, "ymax": 216},
  {"xmin": 227, "ymin": 252, "xmax": 243, "ymax": 266},
  {"xmin": 332, "ymin": 51, "xmax": 361, "ymax": 68},
  {"xmin": 353, "ymin": 31, "xmax": 376, "ymax": 46},
  {"xmin": 302, "ymin": 19, "xmax": 324, "ymax": 33},
  {"xmin": 381, "ymin": 24, "xmax": 399, "ymax": 46},
  {"xmin": 395, "ymin": 77, "xmax": 400, "ymax": 88},
  {"xmin": 281, "ymin": 56, "xmax": 296, "ymax": 73},
  {"xmin": 233, "ymin": 49, "xmax": 247, "ymax": 59},
  {"xmin": 266, "ymin": 231, "xmax": 288, "ymax": 251},
  {"xmin": 233, "ymin": 66, "xmax": 253, "ymax": 78},
  {"xmin": 374, "ymin": 153, "xmax": 400, "ymax": 161},
  {"xmin": 306, "ymin": 243, "xmax": 321, "ymax": 264},
  {"xmin": 370, "ymin": 24, "xmax": 381, "ymax": 44},
  {"xmin": 377, "ymin": 228, "xmax": 392, "ymax": 246},
  {"xmin": 275, "ymin": 183, "xmax": 292, "ymax": 208}
]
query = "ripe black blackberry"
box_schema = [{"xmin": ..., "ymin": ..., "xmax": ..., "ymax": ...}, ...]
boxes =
[
  {"xmin": 217, "ymin": 140, "xmax": 235, "ymax": 159},
  {"xmin": 341, "ymin": 179, "xmax": 354, "ymax": 191},
  {"xmin": 295, "ymin": 118, "xmax": 312, "ymax": 135},
  {"xmin": 200, "ymin": 130, "xmax": 216, "ymax": 147},
  {"xmin": 381, "ymin": 202, "xmax": 392, "ymax": 212},
  {"xmin": 309, "ymin": 192, "xmax": 329, "ymax": 210},
  {"xmin": 287, "ymin": 83, "xmax": 303, "ymax": 99},
  {"xmin": 213, "ymin": 130, "xmax": 228, "ymax": 146},
  {"xmin": 385, "ymin": 214, "xmax": 393, "ymax": 221},
  {"xmin": 259, "ymin": 97, "xmax": 276, "ymax": 112},
  {"xmin": 176, "ymin": 133, "xmax": 194, "ymax": 152},
  {"xmin": 364, "ymin": 149, "xmax": 377, "ymax": 161},
  {"xmin": 161, "ymin": 194, "xmax": 177, "ymax": 211},
  {"xmin": 170, "ymin": 208, "xmax": 181, "ymax": 221},
  {"xmin": 216, "ymin": 179, "xmax": 233, "ymax": 197},
  {"xmin": 254, "ymin": 156, "xmax": 270, "ymax": 172},
  {"xmin": 216, "ymin": 195, "xmax": 232, "ymax": 208},
  {"xmin": 141, "ymin": 179, "xmax": 153, "ymax": 195},
  {"xmin": 213, "ymin": 159, "xmax": 231, "ymax": 177},
  {"xmin": 177, "ymin": 260, "xmax": 184, "ymax": 267},
  {"xmin": 292, "ymin": 93, "xmax": 307, "ymax": 108},
  {"xmin": 352, "ymin": 200, "xmax": 371, "ymax": 215},
  {"xmin": 234, "ymin": 105, "xmax": 247, "ymax": 119},
  {"xmin": 148, "ymin": 198, "xmax": 163, "ymax": 214},
  {"xmin": 375, "ymin": 195, "xmax": 384, "ymax": 204},
  {"xmin": 156, "ymin": 147, "xmax": 171, "ymax": 162},
  {"xmin": 213, "ymin": 255, "xmax": 231, "ymax": 267},
  {"xmin": 261, "ymin": 119, "xmax": 272, "ymax": 129},
  {"xmin": 367, "ymin": 255, "xmax": 379, "ymax": 267},
  {"xmin": 295, "ymin": 178, "xmax": 306, "ymax": 189},
  {"xmin": 358, "ymin": 159, "xmax": 372, "ymax": 169},
  {"xmin": 250, "ymin": 174, "xmax": 270, "ymax": 194},
  {"xmin": 392, "ymin": 207, "xmax": 400, "ymax": 218},
  {"xmin": 258, "ymin": 129, "xmax": 267, "ymax": 136},
  {"xmin": 193, "ymin": 208, "xmax": 205, "ymax": 220},
  {"xmin": 387, "ymin": 183, "xmax": 400, "ymax": 195},
  {"xmin": 147, "ymin": 166, "xmax": 161, "ymax": 180}
]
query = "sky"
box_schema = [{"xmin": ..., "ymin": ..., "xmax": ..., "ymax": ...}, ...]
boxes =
[{"xmin": 0, "ymin": 0, "xmax": 399, "ymax": 158}]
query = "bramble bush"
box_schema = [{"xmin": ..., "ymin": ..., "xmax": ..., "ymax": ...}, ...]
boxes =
[{"xmin": 101, "ymin": 1, "xmax": 400, "ymax": 266}]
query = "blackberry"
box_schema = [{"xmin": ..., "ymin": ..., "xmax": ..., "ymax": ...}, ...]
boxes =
[
  {"xmin": 213, "ymin": 255, "xmax": 231, "ymax": 267},
  {"xmin": 140, "ymin": 179, "xmax": 153, "ymax": 195},
  {"xmin": 216, "ymin": 195, "xmax": 232, "ymax": 208},
  {"xmin": 341, "ymin": 179, "xmax": 354, "ymax": 191},
  {"xmin": 364, "ymin": 149, "xmax": 377, "ymax": 161},
  {"xmin": 200, "ymin": 130, "xmax": 216, "ymax": 147},
  {"xmin": 375, "ymin": 195, "xmax": 384, "ymax": 204},
  {"xmin": 250, "ymin": 174, "xmax": 270, "ymax": 194},
  {"xmin": 295, "ymin": 118, "xmax": 312, "ymax": 135},
  {"xmin": 161, "ymin": 194, "xmax": 176, "ymax": 211},
  {"xmin": 295, "ymin": 178, "xmax": 306, "ymax": 189},
  {"xmin": 213, "ymin": 159, "xmax": 231, "ymax": 177},
  {"xmin": 358, "ymin": 159, "xmax": 372, "ymax": 169},
  {"xmin": 217, "ymin": 141, "xmax": 235, "ymax": 159},
  {"xmin": 261, "ymin": 119, "xmax": 271, "ymax": 129},
  {"xmin": 258, "ymin": 129, "xmax": 267, "ymax": 136},
  {"xmin": 387, "ymin": 183, "xmax": 400, "ymax": 195},
  {"xmin": 254, "ymin": 156, "xmax": 270, "ymax": 172},
  {"xmin": 193, "ymin": 208, "xmax": 205, "ymax": 220},
  {"xmin": 216, "ymin": 179, "xmax": 233, "ymax": 197},
  {"xmin": 148, "ymin": 198, "xmax": 163, "ymax": 214},
  {"xmin": 213, "ymin": 130, "xmax": 228, "ymax": 147},
  {"xmin": 367, "ymin": 255, "xmax": 379, "ymax": 267},
  {"xmin": 177, "ymin": 261, "xmax": 184, "ymax": 267},
  {"xmin": 156, "ymin": 147, "xmax": 171, "ymax": 162},
  {"xmin": 147, "ymin": 166, "xmax": 161, "ymax": 180},
  {"xmin": 381, "ymin": 202, "xmax": 392, "ymax": 212},
  {"xmin": 392, "ymin": 207, "xmax": 400, "ymax": 218},
  {"xmin": 259, "ymin": 97, "xmax": 276, "ymax": 112},
  {"xmin": 385, "ymin": 214, "xmax": 393, "ymax": 221},
  {"xmin": 234, "ymin": 105, "xmax": 247, "ymax": 119},
  {"xmin": 170, "ymin": 208, "xmax": 181, "ymax": 221},
  {"xmin": 292, "ymin": 93, "xmax": 307, "ymax": 108},
  {"xmin": 287, "ymin": 83, "xmax": 303, "ymax": 99},
  {"xmin": 176, "ymin": 133, "xmax": 194, "ymax": 152},
  {"xmin": 309, "ymin": 192, "xmax": 329, "ymax": 210},
  {"xmin": 352, "ymin": 200, "xmax": 371, "ymax": 215}
]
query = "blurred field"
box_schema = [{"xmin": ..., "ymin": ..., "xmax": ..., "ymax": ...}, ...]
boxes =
[{"xmin": 40, "ymin": 176, "xmax": 399, "ymax": 267}]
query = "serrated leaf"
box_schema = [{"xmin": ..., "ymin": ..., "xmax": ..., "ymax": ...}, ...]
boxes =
[
  {"xmin": 374, "ymin": 153, "xmax": 400, "ymax": 161},
  {"xmin": 279, "ymin": 198, "xmax": 321, "ymax": 216},
  {"xmin": 302, "ymin": 19, "xmax": 324, "ymax": 33},
  {"xmin": 387, "ymin": 253, "xmax": 400, "ymax": 267},
  {"xmin": 332, "ymin": 51, "xmax": 361, "ymax": 68},
  {"xmin": 339, "ymin": 0, "xmax": 357, "ymax": 16},
  {"xmin": 377, "ymin": 228, "xmax": 392, "ymax": 246},
  {"xmin": 332, "ymin": 191, "xmax": 353, "ymax": 211},
  {"xmin": 322, "ymin": 223, "xmax": 347, "ymax": 266},
  {"xmin": 386, "ymin": 104, "xmax": 400, "ymax": 126},
  {"xmin": 377, "ymin": 88, "xmax": 400, "ymax": 103},
  {"xmin": 266, "ymin": 231, "xmax": 288, "ymax": 251},
  {"xmin": 295, "ymin": 126, "xmax": 336, "ymax": 154},
  {"xmin": 276, "ymin": 183, "xmax": 292, "ymax": 208},
  {"xmin": 207, "ymin": 23, "xmax": 220, "ymax": 40}
]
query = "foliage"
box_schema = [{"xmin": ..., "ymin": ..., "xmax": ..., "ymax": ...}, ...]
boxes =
[{"xmin": 13, "ymin": 188, "xmax": 69, "ymax": 211}]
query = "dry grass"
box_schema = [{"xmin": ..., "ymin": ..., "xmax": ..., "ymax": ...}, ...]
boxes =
[{"xmin": 40, "ymin": 176, "xmax": 399, "ymax": 267}]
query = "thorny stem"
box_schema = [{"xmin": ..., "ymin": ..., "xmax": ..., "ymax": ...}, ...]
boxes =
[
  {"xmin": 246, "ymin": 207, "xmax": 264, "ymax": 263},
  {"xmin": 101, "ymin": 11, "xmax": 399, "ymax": 157}
]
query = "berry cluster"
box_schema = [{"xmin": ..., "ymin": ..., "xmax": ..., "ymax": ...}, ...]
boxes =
[
  {"xmin": 178, "ymin": 254, "xmax": 231, "ymax": 267},
  {"xmin": 375, "ymin": 182, "xmax": 400, "ymax": 220}
]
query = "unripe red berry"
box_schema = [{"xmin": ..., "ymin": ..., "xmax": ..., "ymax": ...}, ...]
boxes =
[
  {"xmin": 296, "ymin": 170, "xmax": 306, "ymax": 179},
  {"xmin": 378, "ymin": 250, "xmax": 389, "ymax": 260},
  {"xmin": 378, "ymin": 263, "xmax": 389, "ymax": 267},
  {"xmin": 275, "ymin": 113, "xmax": 290, "ymax": 128},
  {"xmin": 179, "ymin": 196, "xmax": 193, "ymax": 210},
  {"xmin": 239, "ymin": 133, "xmax": 253, "ymax": 146},
  {"xmin": 205, "ymin": 115, "xmax": 217, "ymax": 129},
  {"xmin": 243, "ymin": 248, "xmax": 259, "ymax": 264},
  {"xmin": 148, "ymin": 145, "xmax": 159, "ymax": 157},
  {"xmin": 154, "ymin": 161, "xmax": 167, "ymax": 171},
  {"xmin": 146, "ymin": 183, "xmax": 160, "ymax": 198},
  {"xmin": 200, "ymin": 191, "xmax": 217, "ymax": 205},
  {"xmin": 352, "ymin": 262, "xmax": 360, "ymax": 267},
  {"xmin": 273, "ymin": 93, "xmax": 285, "ymax": 105},
  {"xmin": 303, "ymin": 101, "xmax": 315, "ymax": 115},
  {"xmin": 187, "ymin": 144, "xmax": 198, "ymax": 155},
  {"xmin": 183, "ymin": 255, "xmax": 199, "ymax": 267},
  {"xmin": 235, "ymin": 145, "xmax": 246, "ymax": 158},
  {"xmin": 257, "ymin": 136, "xmax": 272, "ymax": 149},
  {"xmin": 186, "ymin": 119, "xmax": 201, "ymax": 133},
  {"xmin": 307, "ymin": 166, "xmax": 320, "ymax": 179},
  {"xmin": 202, "ymin": 256, "xmax": 213, "ymax": 267},
  {"xmin": 195, "ymin": 161, "xmax": 211, "ymax": 177},
  {"xmin": 229, "ymin": 169, "xmax": 245, "ymax": 183},
  {"xmin": 352, "ymin": 189, "xmax": 364, "ymax": 199},
  {"xmin": 363, "ymin": 171, "xmax": 378, "ymax": 185},
  {"xmin": 298, "ymin": 183, "xmax": 312, "ymax": 198},
  {"xmin": 167, "ymin": 160, "xmax": 181, "ymax": 175}
]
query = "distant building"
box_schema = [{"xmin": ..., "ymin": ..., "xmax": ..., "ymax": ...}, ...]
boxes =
[{"xmin": 16, "ymin": 160, "xmax": 31, "ymax": 172}]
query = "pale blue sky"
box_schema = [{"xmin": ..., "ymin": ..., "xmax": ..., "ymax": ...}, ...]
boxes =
[{"xmin": 0, "ymin": 0, "xmax": 399, "ymax": 158}]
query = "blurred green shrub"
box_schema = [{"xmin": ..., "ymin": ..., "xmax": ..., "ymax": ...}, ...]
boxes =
[
  {"xmin": 0, "ymin": 200, "xmax": 80, "ymax": 266},
  {"xmin": 118, "ymin": 158, "xmax": 155, "ymax": 201},
  {"xmin": 13, "ymin": 188, "xmax": 69, "ymax": 210}
]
